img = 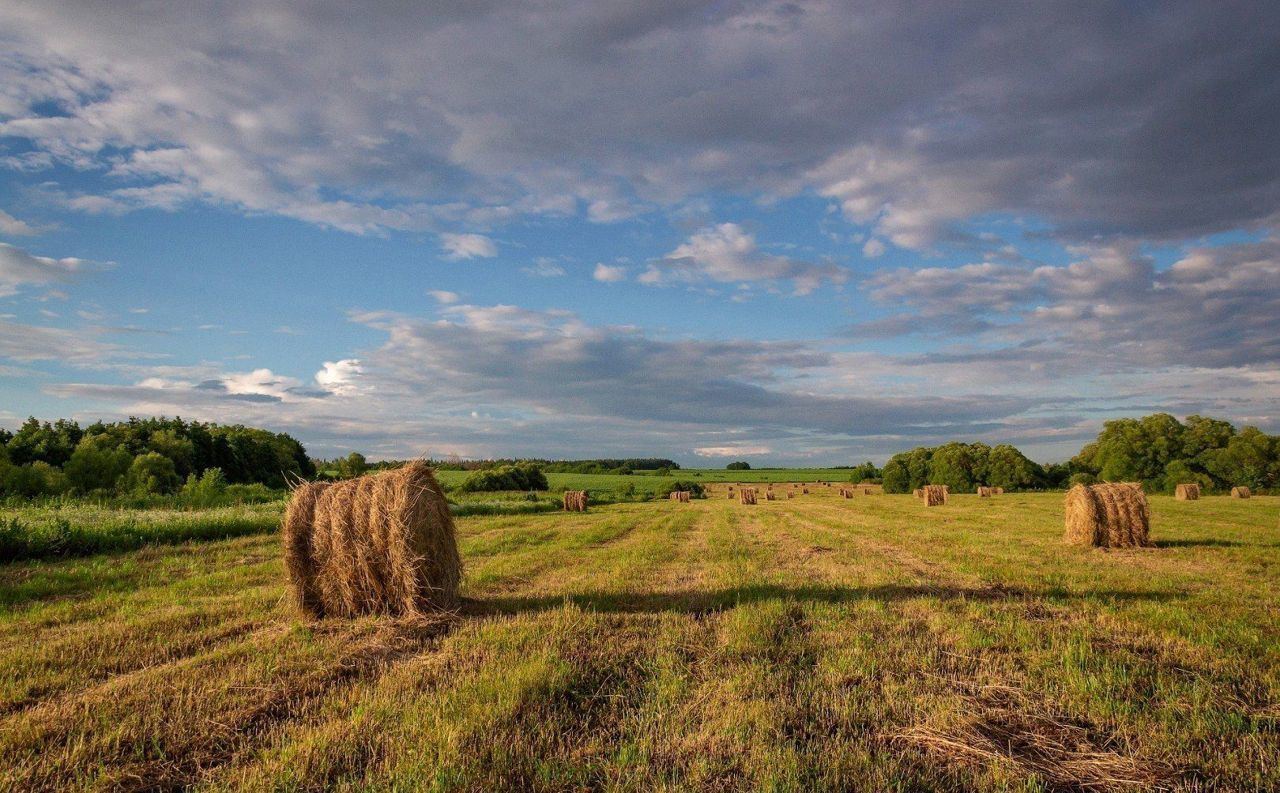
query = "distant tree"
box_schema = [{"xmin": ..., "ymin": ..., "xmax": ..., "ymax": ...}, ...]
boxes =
[
  {"xmin": 147, "ymin": 429, "xmax": 196, "ymax": 478},
  {"xmin": 985, "ymin": 444, "xmax": 1043, "ymax": 491},
  {"xmin": 846, "ymin": 461, "xmax": 880, "ymax": 483},
  {"xmin": 1205, "ymin": 427, "xmax": 1278, "ymax": 492},
  {"xmin": 6, "ymin": 417, "xmax": 83, "ymax": 467},
  {"xmin": 726, "ymin": 461, "xmax": 751, "ymax": 470},
  {"xmin": 928, "ymin": 442, "xmax": 991, "ymax": 493},
  {"xmin": 880, "ymin": 457, "xmax": 910, "ymax": 493},
  {"xmin": 337, "ymin": 451, "xmax": 368, "ymax": 479},
  {"xmin": 458, "ymin": 463, "xmax": 548, "ymax": 492}
]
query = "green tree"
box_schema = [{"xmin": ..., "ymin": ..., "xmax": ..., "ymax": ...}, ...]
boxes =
[
  {"xmin": 726, "ymin": 461, "xmax": 751, "ymax": 470},
  {"xmin": 6, "ymin": 417, "xmax": 83, "ymax": 467},
  {"xmin": 927, "ymin": 442, "xmax": 991, "ymax": 493},
  {"xmin": 123, "ymin": 452, "xmax": 180, "ymax": 495},
  {"xmin": 1205, "ymin": 427, "xmax": 1277, "ymax": 491},
  {"xmin": 880, "ymin": 457, "xmax": 910, "ymax": 493},
  {"xmin": 847, "ymin": 461, "xmax": 880, "ymax": 483},
  {"xmin": 985, "ymin": 444, "xmax": 1042, "ymax": 491},
  {"xmin": 147, "ymin": 429, "xmax": 196, "ymax": 478},
  {"xmin": 337, "ymin": 451, "xmax": 368, "ymax": 479},
  {"xmin": 64, "ymin": 436, "xmax": 133, "ymax": 493}
]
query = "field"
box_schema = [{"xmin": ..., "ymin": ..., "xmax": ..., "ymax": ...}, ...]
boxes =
[{"xmin": 1, "ymin": 487, "xmax": 1277, "ymax": 791}]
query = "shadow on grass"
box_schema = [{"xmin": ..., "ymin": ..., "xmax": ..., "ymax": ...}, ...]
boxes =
[
  {"xmin": 1153, "ymin": 538, "xmax": 1243, "ymax": 548},
  {"xmin": 461, "ymin": 582, "xmax": 1183, "ymax": 618}
]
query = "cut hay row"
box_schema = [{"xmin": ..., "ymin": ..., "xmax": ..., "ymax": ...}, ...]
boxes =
[
  {"xmin": 1231, "ymin": 486, "xmax": 1251, "ymax": 499},
  {"xmin": 282, "ymin": 462, "xmax": 461, "ymax": 619},
  {"xmin": 669, "ymin": 491, "xmax": 691, "ymax": 503},
  {"xmin": 921, "ymin": 485, "xmax": 948, "ymax": 507},
  {"xmin": 1174, "ymin": 483, "xmax": 1200, "ymax": 501},
  {"xmin": 562, "ymin": 490, "xmax": 588, "ymax": 511},
  {"xmin": 739, "ymin": 487, "xmax": 758, "ymax": 505},
  {"xmin": 1064, "ymin": 482, "xmax": 1150, "ymax": 548}
]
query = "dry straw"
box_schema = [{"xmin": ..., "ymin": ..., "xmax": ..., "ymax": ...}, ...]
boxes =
[
  {"xmin": 562, "ymin": 490, "xmax": 588, "ymax": 511},
  {"xmin": 1174, "ymin": 483, "xmax": 1200, "ymax": 501},
  {"xmin": 739, "ymin": 487, "xmax": 758, "ymax": 505},
  {"xmin": 1063, "ymin": 482, "xmax": 1151, "ymax": 548},
  {"xmin": 282, "ymin": 462, "xmax": 461, "ymax": 618},
  {"xmin": 1231, "ymin": 486, "xmax": 1251, "ymax": 499},
  {"xmin": 922, "ymin": 484, "xmax": 948, "ymax": 506}
]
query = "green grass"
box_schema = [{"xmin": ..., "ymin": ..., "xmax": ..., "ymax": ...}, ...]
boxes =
[{"xmin": 0, "ymin": 491, "xmax": 1277, "ymax": 790}]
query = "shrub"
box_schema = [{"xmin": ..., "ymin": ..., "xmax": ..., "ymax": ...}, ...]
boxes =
[
  {"xmin": 458, "ymin": 463, "xmax": 548, "ymax": 492},
  {"xmin": 124, "ymin": 452, "xmax": 180, "ymax": 495},
  {"xmin": 655, "ymin": 479, "xmax": 705, "ymax": 499},
  {"xmin": 727, "ymin": 461, "xmax": 751, "ymax": 470}
]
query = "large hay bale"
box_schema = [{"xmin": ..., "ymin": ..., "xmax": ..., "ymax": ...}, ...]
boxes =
[
  {"xmin": 922, "ymin": 484, "xmax": 948, "ymax": 506},
  {"xmin": 1231, "ymin": 486, "xmax": 1251, "ymax": 499},
  {"xmin": 1063, "ymin": 482, "xmax": 1151, "ymax": 548},
  {"xmin": 739, "ymin": 487, "xmax": 757, "ymax": 505},
  {"xmin": 283, "ymin": 462, "xmax": 461, "ymax": 618},
  {"xmin": 562, "ymin": 490, "xmax": 588, "ymax": 511},
  {"xmin": 1174, "ymin": 483, "xmax": 1200, "ymax": 501}
]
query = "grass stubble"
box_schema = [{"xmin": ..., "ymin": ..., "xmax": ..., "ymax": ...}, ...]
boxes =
[{"xmin": 0, "ymin": 490, "xmax": 1276, "ymax": 791}]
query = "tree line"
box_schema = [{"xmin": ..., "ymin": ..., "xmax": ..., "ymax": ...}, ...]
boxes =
[
  {"xmin": 880, "ymin": 413, "xmax": 1279, "ymax": 494},
  {"xmin": 0, "ymin": 417, "xmax": 314, "ymax": 498}
]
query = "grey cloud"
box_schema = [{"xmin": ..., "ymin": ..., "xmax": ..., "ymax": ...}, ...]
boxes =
[
  {"xmin": 856, "ymin": 239, "xmax": 1280, "ymax": 370},
  {"xmin": 0, "ymin": 2, "xmax": 1275, "ymax": 243}
]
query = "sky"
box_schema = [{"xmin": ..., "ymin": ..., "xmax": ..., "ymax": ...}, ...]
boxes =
[{"xmin": 0, "ymin": 1, "xmax": 1277, "ymax": 466}]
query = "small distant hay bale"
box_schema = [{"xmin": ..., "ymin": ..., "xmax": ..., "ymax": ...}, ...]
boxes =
[
  {"xmin": 786, "ymin": 491, "xmax": 794, "ymax": 498},
  {"xmin": 283, "ymin": 462, "xmax": 461, "ymax": 618},
  {"xmin": 765, "ymin": 490, "xmax": 776, "ymax": 500},
  {"xmin": 802, "ymin": 487, "xmax": 809, "ymax": 494},
  {"xmin": 1063, "ymin": 482, "xmax": 1151, "ymax": 548},
  {"xmin": 739, "ymin": 487, "xmax": 758, "ymax": 505},
  {"xmin": 922, "ymin": 485, "xmax": 948, "ymax": 506},
  {"xmin": 1174, "ymin": 483, "xmax": 1200, "ymax": 501},
  {"xmin": 563, "ymin": 490, "xmax": 588, "ymax": 511},
  {"xmin": 842, "ymin": 488, "xmax": 853, "ymax": 498},
  {"xmin": 977, "ymin": 486, "xmax": 994, "ymax": 497},
  {"xmin": 992, "ymin": 487, "xmax": 1004, "ymax": 495},
  {"xmin": 913, "ymin": 488, "xmax": 923, "ymax": 499},
  {"xmin": 670, "ymin": 490, "xmax": 691, "ymax": 503},
  {"xmin": 1231, "ymin": 486, "xmax": 1251, "ymax": 499},
  {"xmin": 864, "ymin": 487, "xmax": 873, "ymax": 495}
]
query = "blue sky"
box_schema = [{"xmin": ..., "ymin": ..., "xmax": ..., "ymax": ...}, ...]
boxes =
[{"xmin": 1, "ymin": 2, "xmax": 1277, "ymax": 465}]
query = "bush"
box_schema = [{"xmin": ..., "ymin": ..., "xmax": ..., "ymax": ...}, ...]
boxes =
[
  {"xmin": 123, "ymin": 452, "xmax": 180, "ymax": 495},
  {"xmin": 1068, "ymin": 472, "xmax": 1097, "ymax": 487},
  {"xmin": 458, "ymin": 463, "xmax": 548, "ymax": 492},
  {"xmin": 179, "ymin": 467, "xmax": 228, "ymax": 507},
  {"xmin": 727, "ymin": 461, "xmax": 751, "ymax": 470},
  {"xmin": 655, "ymin": 479, "xmax": 705, "ymax": 499}
]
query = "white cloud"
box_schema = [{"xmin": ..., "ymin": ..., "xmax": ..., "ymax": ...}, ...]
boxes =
[
  {"xmin": 522, "ymin": 258, "xmax": 567, "ymax": 278},
  {"xmin": 315, "ymin": 358, "xmax": 364, "ymax": 395},
  {"xmin": 592, "ymin": 263, "xmax": 627, "ymax": 282},
  {"xmin": 862, "ymin": 238, "xmax": 885, "ymax": 258},
  {"xmin": 439, "ymin": 233, "xmax": 498, "ymax": 260},
  {"xmin": 0, "ymin": 242, "xmax": 99, "ymax": 297},
  {"xmin": 428, "ymin": 289, "xmax": 461, "ymax": 304},
  {"xmin": 640, "ymin": 223, "xmax": 847, "ymax": 295},
  {"xmin": 694, "ymin": 445, "xmax": 772, "ymax": 457},
  {"xmin": 0, "ymin": 209, "xmax": 38, "ymax": 236}
]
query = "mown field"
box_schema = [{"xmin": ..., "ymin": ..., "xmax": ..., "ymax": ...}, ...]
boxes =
[{"xmin": 1, "ymin": 487, "xmax": 1277, "ymax": 791}]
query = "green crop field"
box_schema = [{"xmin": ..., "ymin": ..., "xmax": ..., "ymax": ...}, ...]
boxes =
[{"xmin": 2, "ymin": 489, "xmax": 1277, "ymax": 791}]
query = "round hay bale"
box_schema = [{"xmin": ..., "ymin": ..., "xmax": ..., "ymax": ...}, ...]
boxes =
[
  {"xmin": 1063, "ymin": 482, "xmax": 1151, "ymax": 548},
  {"xmin": 562, "ymin": 490, "xmax": 588, "ymax": 511},
  {"xmin": 283, "ymin": 462, "xmax": 461, "ymax": 618},
  {"xmin": 922, "ymin": 484, "xmax": 948, "ymax": 506},
  {"xmin": 1174, "ymin": 483, "xmax": 1200, "ymax": 501},
  {"xmin": 1231, "ymin": 486, "xmax": 1251, "ymax": 499},
  {"xmin": 739, "ymin": 487, "xmax": 757, "ymax": 505},
  {"xmin": 913, "ymin": 488, "xmax": 923, "ymax": 499}
]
